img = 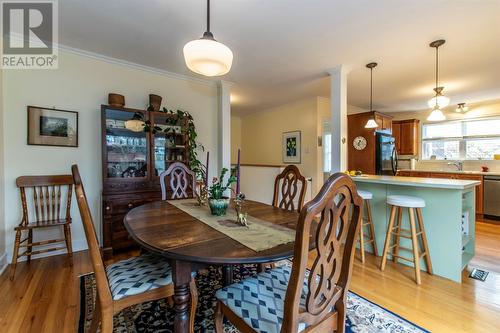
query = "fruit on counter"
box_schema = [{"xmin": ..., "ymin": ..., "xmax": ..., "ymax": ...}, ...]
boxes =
[{"xmin": 344, "ymin": 170, "xmax": 363, "ymax": 176}]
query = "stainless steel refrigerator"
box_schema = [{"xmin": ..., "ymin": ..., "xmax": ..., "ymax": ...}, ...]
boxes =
[{"xmin": 375, "ymin": 132, "xmax": 398, "ymax": 175}]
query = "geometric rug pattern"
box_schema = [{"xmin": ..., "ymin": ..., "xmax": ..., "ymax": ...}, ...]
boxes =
[{"xmin": 79, "ymin": 264, "xmax": 430, "ymax": 332}]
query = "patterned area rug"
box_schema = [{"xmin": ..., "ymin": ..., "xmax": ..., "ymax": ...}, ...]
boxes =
[{"xmin": 78, "ymin": 264, "xmax": 429, "ymax": 333}]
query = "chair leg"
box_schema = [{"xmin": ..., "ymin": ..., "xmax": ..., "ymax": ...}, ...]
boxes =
[
  {"xmin": 10, "ymin": 229, "xmax": 22, "ymax": 280},
  {"xmin": 380, "ymin": 206, "xmax": 397, "ymax": 271},
  {"xmin": 335, "ymin": 298, "xmax": 346, "ymax": 333},
  {"xmin": 189, "ymin": 278, "xmax": 198, "ymax": 333},
  {"xmin": 358, "ymin": 201, "xmax": 366, "ymax": 263},
  {"xmin": 365, "ymin": 200, "xmax": 378, "ymax": 257},
  {"xmin": 392, "ymin": 207, "xmax": 403, "ymax": 263},
  {"xmin": 214, "ymin": 301, "xmax": 224, "ymax": 333},
  {"xmin": 416, "ymin": 208, "xmax": 433, "ymax": 275},
  {"xmin": 27, "ymin": 230, "xmax": 33, "ymax": 263},
  {"xmin": 100, "ymin": 308, "xmax": 114, "ymax": 333},
  {"xmin": 89, "ymin": 297, "xmax": 101, "ymax": 333},
  {"xmin": 408, "ymin": 208, "xmax": 421, "ymax": 285},
  {"xmin": 64, "ymin": 224, "xmax": 73, "ymax": 266}
]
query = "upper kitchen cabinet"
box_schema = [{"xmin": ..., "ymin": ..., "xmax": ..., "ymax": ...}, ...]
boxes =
[
  {"xmin": 374, "ymin": 112, "xmax": 393, "ymax": 132},
  {"xmin": 392, "ymin": 119, "xmax": 420, "ymax": 156}
]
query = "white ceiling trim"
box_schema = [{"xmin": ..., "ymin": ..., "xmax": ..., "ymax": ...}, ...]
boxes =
[{"xmin": 58, "ymin": 43, "xmax": 218, "ymax": 87}]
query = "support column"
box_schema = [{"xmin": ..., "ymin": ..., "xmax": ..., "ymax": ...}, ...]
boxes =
[
  {"xmin": 327, "ymin": 65, "xmax": 350, "ymax": 173},
  {"xmin": 218, "ymin": 80, "xmax": 232, "ymax": 194}
]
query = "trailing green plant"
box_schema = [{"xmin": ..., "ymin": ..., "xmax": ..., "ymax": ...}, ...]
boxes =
[{"xmin": 209, "ymin": 168, "xmax": 237, "ymax": 199}]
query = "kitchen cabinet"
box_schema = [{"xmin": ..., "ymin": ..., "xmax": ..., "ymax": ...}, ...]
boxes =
[
  {"xmin": 347, "ymin": 111, "xmax": 393, "ymax": 174},
  {"xmin": 392, "ymin": 119, "xmax": 420, "ymax": 155},
  {"xmin": 400, "ymin": 171, "xmax": 484, "ymax": 215}
]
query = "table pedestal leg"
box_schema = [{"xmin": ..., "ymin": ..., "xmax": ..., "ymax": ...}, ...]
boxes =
[
  {"xmin": 172, "ymin": 260, "xmax": 192, "ymax": 333},
  {"xmin": 222, "ymin": 265, "xmax": 233, "ymax": 286}
]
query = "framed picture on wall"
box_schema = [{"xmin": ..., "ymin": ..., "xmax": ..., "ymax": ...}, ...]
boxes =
[
  {"xmin": 27, "ymin": 106, "xmax": 79, "ymax": 147},
  {"xmin": 283, "ymin": 130, "xmax": 301, "ymax": 164}
]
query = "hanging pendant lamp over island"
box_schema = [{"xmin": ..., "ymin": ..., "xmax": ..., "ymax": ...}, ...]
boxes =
[
  {"xmin": 364, "ymin": 62, "xmax": 379, "ymax": 129},
  {"xmin": 183, "ymin": 0, "xmax": 233, "ymax": 77},
  {"xmin": 427, "ymin": 39, "xmax": 447, "ymax": 121}
]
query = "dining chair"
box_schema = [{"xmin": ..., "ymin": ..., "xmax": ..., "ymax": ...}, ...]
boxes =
[
  {"xmin": 71, "ymin": 165, "xmax": 198, "ymax": 333},
  {"xmin": 10, "ymin": 174, "xmax": 74, "ymax": 280},
  {"xmin": 215, "ymin": 173, "xmax": 363, "ymax": 333},
  {"xmin": 272, "ymin": 165, "xmax": 307, "ymax": 213},
  {"xmin": 159, "ymin": 162, "xmax": 197, "ymax": 200}
]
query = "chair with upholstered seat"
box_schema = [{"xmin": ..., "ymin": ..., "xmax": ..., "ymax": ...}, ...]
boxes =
[
  {"xmin": 272, "ymin": 165, "xmax": 307, "ymax": 213},
  {"xmin": 159, "ymin": 162, "xmax": 197, "ymax": 200},
  {"xmin": 215, "ymin": 173, "xmax": 363, "ymax": 333},
  {"xmin": 71, "ymin": 165, "xmax": 197, "ymax": 333}
]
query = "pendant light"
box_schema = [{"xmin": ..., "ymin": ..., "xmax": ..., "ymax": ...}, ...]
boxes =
[
  {"xmin": 183, "ymin": 0, "xmax": 233, "ymax": 77},
  {"xmin": 364, "ymin": 62, "xmax": 379, "ymax": 129},
  {"xmin": 125, "ymin": 112, "xmax": 145, "ymax": 132},
  {"xmin": 427, "ymin": 40, "xmax": 449, "ymax": 109},
  {"xmin": 456, "ymin": 103, "xmax": 468, "ymax": 113}
]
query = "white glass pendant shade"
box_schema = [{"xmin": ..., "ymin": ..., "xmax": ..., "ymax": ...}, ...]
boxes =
[
  {"xmin": 183, "ymin": 38, "xmax": 233, "ymax": 77},
  {"xmin": 427, "ymin": 106, "xmax": 446, "ymax": 121},
  {"xmin": 427, "ymin": 94, "xmax": 450, "ymax": 109},
  {"xmin": 364, "ymin": 119, "xmax": 379, "ymax": 129},
  {"xmin": 125, "ymin": 119, "xmax": 145, "ymax": 132}
]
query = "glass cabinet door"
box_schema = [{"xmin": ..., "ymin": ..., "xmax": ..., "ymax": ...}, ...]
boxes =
[
  {"xmin": 104, "ymin": 108, "xmax": 148, "ymax": 179},
  {"xmin": 151, "ymin": 113, "xmax": 187, "ymax": 176}
]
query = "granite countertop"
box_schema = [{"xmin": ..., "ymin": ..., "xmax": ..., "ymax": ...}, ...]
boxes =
[
  {"xmin": 398, "ymin": 169, "xmax": 500, "ymax": 176},
  {"xmin": 351, "ymin": 174, "xmax": 481, "ymax": 189}
]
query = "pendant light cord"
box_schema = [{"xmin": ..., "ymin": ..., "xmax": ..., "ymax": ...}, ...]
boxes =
[
  {"xmin": 435, "ymin": 45, "xmax": 439, "ymax": 93},
  {"xmin": 207, "ymin": 0, "xmax": 211, "ymax": 32},
  {"xmin": 370, "ymin": 67, "xmax": 373, "ymax": 112}
]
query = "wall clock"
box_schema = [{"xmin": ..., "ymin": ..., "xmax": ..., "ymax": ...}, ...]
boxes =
[{"xmin": 353, "ymin": 136, "xmax": 367, "ymax": 150}]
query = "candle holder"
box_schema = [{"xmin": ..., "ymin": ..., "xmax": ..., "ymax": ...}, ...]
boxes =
[{"xmin": 234, "ymin": 193, "xmax": 248, "ymax": 227}]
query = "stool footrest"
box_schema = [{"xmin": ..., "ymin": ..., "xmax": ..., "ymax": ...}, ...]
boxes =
[{"xmin": 391, "ymin": 254, "xmax": 414, "ymax": 262}]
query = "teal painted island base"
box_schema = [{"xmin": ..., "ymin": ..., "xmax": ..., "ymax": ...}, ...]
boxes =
[{"xmin": 352, "ymin": 175, "xmax": 480, "ymax": 283}]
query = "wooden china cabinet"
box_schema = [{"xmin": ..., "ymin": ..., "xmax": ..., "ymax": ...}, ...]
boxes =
[{"xmin": 101, "ymin": 105, "xmax": 190, "ymax": 258}]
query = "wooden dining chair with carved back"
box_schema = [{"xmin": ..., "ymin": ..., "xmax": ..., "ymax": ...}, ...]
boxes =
[
  {"xmin": 215, "ymin": 173, "xmax": 363, "ymax": 333},
  {"xmin": 272, "ymin": 165, "xmax": 307, "ymax": 213},
  {"xmin": 10, "ymin": 174, "xmax": 74, "ymax": 280},
  {"xmin": 71, "ymin": 165, "xmax": 198, "ymax": 333},
  {"xmin": 159, "ymin": 162, "xmax": 197, "ymax": 200}
]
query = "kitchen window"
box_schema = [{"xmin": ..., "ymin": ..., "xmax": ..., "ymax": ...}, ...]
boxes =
[{"xmin": 422, "ymin": 118, "xmax": 500, "ymax": 160}]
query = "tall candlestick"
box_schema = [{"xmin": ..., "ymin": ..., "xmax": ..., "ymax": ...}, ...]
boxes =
[
  {"xmin": 205, "ymin": 151, "xmax": 209, "ymax": 187},
  {"xmin": 236, "ymin": 149, "xmax": 241, "ymax": 194}
]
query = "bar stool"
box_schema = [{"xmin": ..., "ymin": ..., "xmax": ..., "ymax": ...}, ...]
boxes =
[
  {"xmin": 380, "ymin": 195, "xmax": 433, "ymax": 284},
  {"xmin": 357, "ymin": 190, "xmax": 378, "ymax": 263}
]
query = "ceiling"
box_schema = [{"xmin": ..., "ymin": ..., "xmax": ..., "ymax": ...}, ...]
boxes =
[{"xmin": 59, "ymin": 0, "xmax": 500, "ymax": 115}]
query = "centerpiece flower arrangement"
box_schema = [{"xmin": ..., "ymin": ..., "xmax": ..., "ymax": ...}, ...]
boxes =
[{"xmin": 208, "ymin": 168, "xmax": 237, "ymax": 216}]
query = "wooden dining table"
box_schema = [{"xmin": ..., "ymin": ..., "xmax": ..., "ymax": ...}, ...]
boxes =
[{"xmin": 123, "ymin": 199, "xmax": 300, "ymax": 333}]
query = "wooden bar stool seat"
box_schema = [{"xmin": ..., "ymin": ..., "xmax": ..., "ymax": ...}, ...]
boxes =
[
  {"xmin": 357, "ymin": 190, "xmax": 378, "ymax": 263},
  {"xmin": 380, "ymin": 195, "xmax": 432, "ymax": 285}
]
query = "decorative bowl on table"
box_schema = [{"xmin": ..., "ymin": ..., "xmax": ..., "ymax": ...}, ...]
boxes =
[{"xmin": 208, "ymin": 197, "xmax": 230, "ymax": 216}]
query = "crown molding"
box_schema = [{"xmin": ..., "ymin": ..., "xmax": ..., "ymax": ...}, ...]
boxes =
[{"xmin": 58, "ymin": 43, "xmax": 218, "ymax": 87}]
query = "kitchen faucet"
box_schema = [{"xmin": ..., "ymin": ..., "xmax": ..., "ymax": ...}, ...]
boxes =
[{"xmin": 447, "ymin": 161, "xmax": 463, "ymax": 171}]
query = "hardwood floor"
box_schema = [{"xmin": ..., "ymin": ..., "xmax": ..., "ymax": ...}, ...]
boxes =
[{"xmin": 0, "ymin": 221, "xmax": 499, "ymax": 332}]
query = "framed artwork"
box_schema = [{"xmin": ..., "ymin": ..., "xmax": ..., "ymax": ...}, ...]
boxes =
[
  {"xmin": 27, "ymin": 106, "xmax": 78, "ymax": 147},
  {"xmin": 283, "ymin": 130, "xmax": 301, "ymax": 164}
]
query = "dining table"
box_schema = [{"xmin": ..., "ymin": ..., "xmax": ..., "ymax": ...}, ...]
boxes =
[{"xmin": 123, "ymin": 199, "xmax": 301, "ymax": 333}]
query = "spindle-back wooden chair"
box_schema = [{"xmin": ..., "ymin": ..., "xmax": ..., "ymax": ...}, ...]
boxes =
[
  {"xmin": 215, "ymin": 173, "xmax": 363, "ymax": 333},
  {"xmin": 72, "ymin": 165, "xmax": 198, "ymax": 333},
  {"xmin": 159, "ymin": 162, "xmax": 197, "ymax": 200},
  {"xmin": 11, "ymin": 175, "xmax": 74, "ymax": 280},
  {"xmin": 272, "ymin": 165, "xmax": 307, "ymax": 213}
]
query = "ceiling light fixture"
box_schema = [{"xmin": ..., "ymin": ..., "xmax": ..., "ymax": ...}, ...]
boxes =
[
  {"xmin": 427, "ymin": 39, "xmax": 450, "ymax": 109},
  {"xmin": 427, "ymin": 39, "xmax": 448, "ymax": 122},
  {"xmin": 364, "ymin": 62, "xmax": 379, "ymax": 129},
  {"xmin": 456, "ymin": 102, "xmax": 469, "ymax": 113},
  {"xmin": 183, "ymin": 0, "xmax": 233, "ymax": 77}
]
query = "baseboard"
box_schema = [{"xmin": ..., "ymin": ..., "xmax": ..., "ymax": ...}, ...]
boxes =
[
  {"xmin": 6, "ymin": 239, "xmax": 88, "ymax": 263},
  {"xmin": 0, "ymin": 252, "xmax": 7, "ymax": 276}
]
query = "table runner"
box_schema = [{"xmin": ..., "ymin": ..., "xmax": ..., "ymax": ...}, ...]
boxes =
[{"xmin": 168, "ymin": 199, "xmax": 295, "ymax": 252}]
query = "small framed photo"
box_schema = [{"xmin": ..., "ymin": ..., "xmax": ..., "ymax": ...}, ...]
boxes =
[
  {"xmin": 27, "ymin": 106, "xmax": 78, "ymax": 147},
  {"xmin": 283, "ymin": 130, "xmax": 301, "ymax": 164}
]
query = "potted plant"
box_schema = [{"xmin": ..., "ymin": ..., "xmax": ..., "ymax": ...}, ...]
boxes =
[{"xmin": 208, "ymin": 168, "xmax": 236, "ymax": 216}]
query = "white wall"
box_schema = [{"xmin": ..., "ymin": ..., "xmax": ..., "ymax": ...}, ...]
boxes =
[
  {"xmin": 0, "ymin": 66, "xmax": 6, "ymax": 272},
  {"xmin": 2, "ymin": 50, "xmax": 219, "ymax": 261}
]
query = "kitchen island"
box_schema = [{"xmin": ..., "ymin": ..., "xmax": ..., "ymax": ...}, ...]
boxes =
[{"xmin": 352, "ymin": 174, "xmax": 480, "ymax": 283}]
